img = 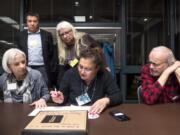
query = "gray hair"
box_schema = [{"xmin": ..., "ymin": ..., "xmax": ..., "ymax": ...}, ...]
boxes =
[
  {"xmin": 2, "ymin": 48, "xmax": 26, "ymax": 73},
  {"xmin": 151, "ymin": 46, "xmax": 176, "ymax": 65}
]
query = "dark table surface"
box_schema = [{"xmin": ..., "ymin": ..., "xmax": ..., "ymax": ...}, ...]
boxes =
[{"xmin": 0, "ymin": 103, "xmax": 180, "ymax": 135}]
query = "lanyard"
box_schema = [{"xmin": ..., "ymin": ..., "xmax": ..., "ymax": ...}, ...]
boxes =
[{"xmin": 81, "ymin": 77, "xmax": 97, "ymax": 101}]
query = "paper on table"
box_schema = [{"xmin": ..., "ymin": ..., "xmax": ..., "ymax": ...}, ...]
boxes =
[{"xmin": 28, "ymin": 105, "xmax": 90, "ymax": 116}]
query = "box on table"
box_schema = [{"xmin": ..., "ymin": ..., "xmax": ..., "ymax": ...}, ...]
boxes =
[{"xmin": 22, "ymin": 110, "xmax": 87, "ymax": 135}]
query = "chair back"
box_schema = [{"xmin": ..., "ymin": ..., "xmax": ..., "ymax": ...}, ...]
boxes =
[{"xmin": 137, "ymin": 86, "xmax": 143, "ymax": 104}]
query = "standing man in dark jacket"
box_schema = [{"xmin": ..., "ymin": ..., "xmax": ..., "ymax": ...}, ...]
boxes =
[{"xmin": 18, "ymin": 12, "xmax": 57, "ymax": 88}]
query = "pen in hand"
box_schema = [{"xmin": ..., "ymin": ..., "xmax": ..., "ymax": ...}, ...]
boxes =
[
  {"xmin": 53, "ymin": 88, "xmax": 61, "ymax": 98},
  {"xmin": 50, "ymin": 88, "xmax": 64, "ymax": 104},
  {"xmin": 50, "ymin": 88, "xmax": 58, "ymax": 98}
]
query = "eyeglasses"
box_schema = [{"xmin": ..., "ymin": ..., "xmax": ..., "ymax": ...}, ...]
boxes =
[
  {"xmin": 59, "ymin": 29, "xmax": 72, "ymax": 37},
  {"xmin": 149, "ymin": 61, "xmax": 166, "ymax": 67},
  {"xmin": 78, "ymin": 64, "xmax": 94, "ymax": 73}
]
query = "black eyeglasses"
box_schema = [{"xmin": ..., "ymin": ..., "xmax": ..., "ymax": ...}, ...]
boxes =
[{"xmin": 148, "ymin": 61, "xmax": 167, "ymax": 67}]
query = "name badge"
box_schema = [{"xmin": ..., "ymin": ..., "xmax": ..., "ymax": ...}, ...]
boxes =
[
  {"xmin": 7, "ymin": 83, "xmax": 17, "ymax": 91},
  {"xmin": 30, "ymin": 40, "xmax": 38, "ymax": 47},
  {"xmin": 76, "ymin": 93, "xmax": 91, "ymax": 106},
  {"xmin": 69, "ymin": 58, "xmax": 78, "ymax": 67}
]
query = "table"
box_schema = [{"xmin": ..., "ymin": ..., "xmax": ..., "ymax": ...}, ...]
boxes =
[{"xmin": 0, "ymin": 103, "xmax": 180, "ymax": 135}]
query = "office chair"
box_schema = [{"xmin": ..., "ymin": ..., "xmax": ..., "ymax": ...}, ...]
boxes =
[{"xmin": 137, "ymin": 86, "xmax": 143, "ymax": 104}]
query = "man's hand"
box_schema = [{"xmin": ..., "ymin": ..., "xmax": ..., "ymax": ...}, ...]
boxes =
[
  {"xmin": 30, "ymin": 98, "xmax": 47, "ymax": 109},
  {"xmin": 174, "ymin": 61, "xmax": 180, "ymax": 83},
  {"xmin": 50, "ymin": 90, "xmax": 64, "ymax": 104},
  {"xmin": 158, "ymin": 61, "xmax": 180, "ymax": 86},
  {"xmin": 89, "ymin": 97, "xmax": 110, "ymax": 114},
  {"xmin": 165, "ymin": 61, "xmax": 180, "ymax": 75}
]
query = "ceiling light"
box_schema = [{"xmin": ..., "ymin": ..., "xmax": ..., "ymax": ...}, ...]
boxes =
[
  {"xmin": 74, "ymin": 16, "xmax": 86, "ymax": 22},
  {"xmin": 143, "ymin": 18, "xmax": 148, "ymax": 22}
]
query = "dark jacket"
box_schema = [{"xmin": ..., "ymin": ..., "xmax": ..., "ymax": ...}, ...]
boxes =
[
  {"xmin": 17, "ymin": 29, "xmax": 58, "ymax": 87},
  {"xmin": 59, "ymin": 67, "xmax": 122, "ymax": 106}
]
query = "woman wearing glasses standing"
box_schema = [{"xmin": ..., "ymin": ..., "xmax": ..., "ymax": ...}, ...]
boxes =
[
  {"xmin": 55, "ymin": 21, "xmax": 105, "ymax": 88},
  {"xmin": 51, "ymin": 48, "xmax": 122, "ymax": 114}
]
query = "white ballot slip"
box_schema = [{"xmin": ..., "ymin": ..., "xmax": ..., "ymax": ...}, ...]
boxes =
[{"xmin": 28, "ymin": 106, "xmax": 90, "ymax": 116}]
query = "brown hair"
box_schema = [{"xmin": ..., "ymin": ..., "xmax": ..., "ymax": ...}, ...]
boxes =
[
  {"xmin": 26, "ymin": 12, "xmax": 40, "ymax": 21},
  {"xmin": 79, "ymin": 48, "xmax": 105, "ymax": 71}
]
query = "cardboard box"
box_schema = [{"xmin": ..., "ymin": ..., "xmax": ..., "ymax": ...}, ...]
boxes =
[{"xmin": 22, "ymin": 110, "xmax": 87, "ymax": 135}]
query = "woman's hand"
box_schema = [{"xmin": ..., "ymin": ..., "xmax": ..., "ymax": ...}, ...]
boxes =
[
  {"xmin": 50, "ymin": 90, "xmax": 64, "ymax": 104},
  {"xmin": 30, "ymin": 98, "xmax": 47, "ymax": 109},
  {"xmin": 89, "ymin": 97, "xmax": 110, "ymax": 114}
]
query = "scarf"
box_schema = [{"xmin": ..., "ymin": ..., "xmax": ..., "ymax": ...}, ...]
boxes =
[{"xmin": 3, "ymin": 70, "xmax": 34, "ymax": 103}]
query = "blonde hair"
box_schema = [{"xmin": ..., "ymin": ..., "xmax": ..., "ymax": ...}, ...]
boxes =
[
  {"xmin": 56, "ymin": 21, "xmax": 85, "ymax": 65},
  {"xmin": 2, "ymin": 48, "xmax": 26, "ymax": 73}
]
